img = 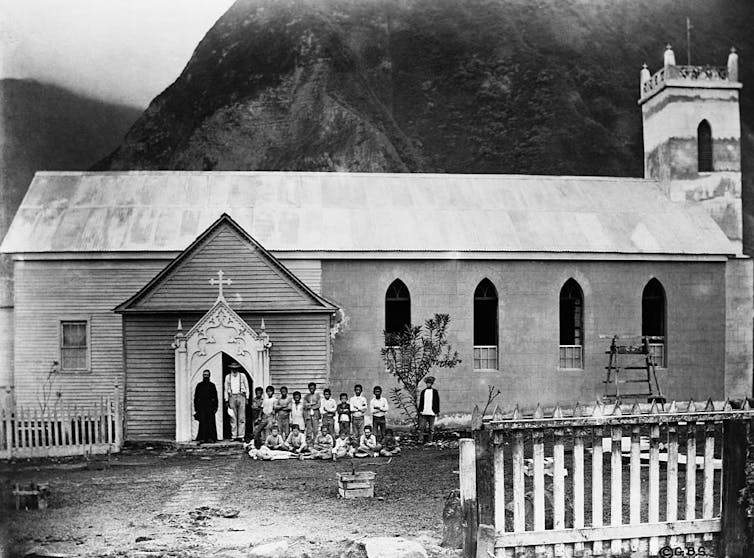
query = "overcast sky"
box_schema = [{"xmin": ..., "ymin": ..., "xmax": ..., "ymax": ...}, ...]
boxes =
[{"xmin": 0, "ymin": 0, "xmax": 235, "ymax": 108}]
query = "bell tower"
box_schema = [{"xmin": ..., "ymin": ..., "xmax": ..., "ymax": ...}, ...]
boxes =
[{"xmin": 639, "ymin": 45, "xmax": 743, "ymax": 253}]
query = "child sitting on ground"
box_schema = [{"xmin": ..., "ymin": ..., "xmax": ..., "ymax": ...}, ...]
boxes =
[
  {"xmin": 379, "ymin": 429, "xmax": 401, "ymax": 456},
  {"xmin": 252, "ymin": 425, "xmax": 294, "ymax": 460},
  {"xmin": 283, "ymin": 423, "xmax": 308, "ymax": 456},
  {"xmin": 304, "ymin": 424, "xmax": 334, "ymax": 460},
  {"xmin": 332, "ymin": 429, "xmax": 353, "ymax": 461},
  {"xmin": 353, "ymin": 425, "xmax": 382, "ymax": 458}
]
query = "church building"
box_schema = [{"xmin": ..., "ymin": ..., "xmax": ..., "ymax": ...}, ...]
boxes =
[{"xmin": 1, "ymin": 46, "xmax": 752, "ymax": 442}]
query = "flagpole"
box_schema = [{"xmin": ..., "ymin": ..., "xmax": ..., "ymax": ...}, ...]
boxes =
[{"xmin": 686, "ymin": 17, "xmax": 692, "ymax": 65}]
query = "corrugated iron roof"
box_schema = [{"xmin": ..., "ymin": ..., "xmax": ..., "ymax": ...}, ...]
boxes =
[{"xmin": 0, "ymin": 171, "xmax": 735, "ymax": 256}]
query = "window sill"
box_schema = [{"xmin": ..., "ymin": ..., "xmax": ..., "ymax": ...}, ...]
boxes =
[
  {"xmin": 473, "ymin": 368, "xmax": 499, "ymax": 372},
  {"xmin": 558, "ymin": 367, "xmax": 584, "ymax": 371},
  {"xmin": 60, "ymin": 369, "xmax": 92, "ymax": 374}
]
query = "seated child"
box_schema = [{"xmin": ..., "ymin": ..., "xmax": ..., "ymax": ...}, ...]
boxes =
[
  {"xmin": 353, "ymin": 425, "xmax": 382, "ymax": 458},
  {"xmin": 332, "ymin": 430, "xmax": 353, "ymax": 461},
  {"xmin": 283, "ymin": 423, "xmax": 309, "ymax": 456},
  {"xmin": 379, "ymin": 428, "xmax": 401, "ymax": 456},
  {"xmin": 249, "ymin": 426, "xmax": 294, "ymax": 460},
  {"xmin": 304, "ymin": 424, "xmax": 334, "ymax": 460}
]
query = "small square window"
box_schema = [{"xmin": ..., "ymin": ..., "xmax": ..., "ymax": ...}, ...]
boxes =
[
  {"xmin": 61, "ymin": 320, "xmax": 89, "ymax": 371},
  {"xmin": 559, "ymin": 345, "xmax": 583, "ymax": 369}
]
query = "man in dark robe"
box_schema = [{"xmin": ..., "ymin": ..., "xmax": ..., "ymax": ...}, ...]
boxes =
[{"xmin": 194, "ymin": 369, "xmax": 218, "ymax": 443}]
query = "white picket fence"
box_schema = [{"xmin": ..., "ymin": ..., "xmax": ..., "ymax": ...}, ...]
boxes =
[
  {"xmin": 0, "ymin": 395, "xmax": 123, "ymax": 459},
  {"xmin": 460, "ymin": 399, "xmax": 754, "ymax": 558}
]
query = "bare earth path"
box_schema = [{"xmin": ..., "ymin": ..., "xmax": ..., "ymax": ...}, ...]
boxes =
[{"xmin": 1, "ymin": 445, "xmax": 461, "ymax": 557}]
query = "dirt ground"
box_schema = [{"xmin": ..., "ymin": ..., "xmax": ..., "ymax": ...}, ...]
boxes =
[{"xmin": 0, "ymin": 444, "xmax": 463, "ymax": 558}]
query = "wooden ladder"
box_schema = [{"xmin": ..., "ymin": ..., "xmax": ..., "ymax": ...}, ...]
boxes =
[{"xmin": 603, "ymin": 335, "xmax": 665, "ymax": 404}]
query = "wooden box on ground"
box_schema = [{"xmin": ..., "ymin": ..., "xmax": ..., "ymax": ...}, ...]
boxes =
[
  {"xmin": 337, "ymin": 471, "xmax": 375, "ymax": 498},
  {"xmin": 13, "ymin": 482, "xmax": 50, "ymax": 510}
]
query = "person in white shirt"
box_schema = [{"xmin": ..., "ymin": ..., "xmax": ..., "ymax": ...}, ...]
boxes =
[
  {"xmin": 354, "ymin": 425, "xmax": 382, "ymax": 458},
  {"xmin": 369, "ymin": 385, "xmax": 389, "ymax": 441},
  {"xmin": 223, "ymin": 362, "xmax": 249, "ymax": 441},
  {"xmin": 349, "ymin": 384, "xmax": 368, "ymax": 437},
  {"xmin": 418, "ymin": 375, "xmax": 440, "ymax": 443},
  {"xmin": 320, "ymin": 388, "xmax": 337, "ymax": 437},
  {"xmin": 332, "ymin": 430, "xmax": 353, "ymax": 461}
]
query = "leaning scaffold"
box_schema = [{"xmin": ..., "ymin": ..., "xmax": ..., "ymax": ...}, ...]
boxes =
[{"xmin": 602, "ymin": 334, "xmax": 665, "ymax": 405}]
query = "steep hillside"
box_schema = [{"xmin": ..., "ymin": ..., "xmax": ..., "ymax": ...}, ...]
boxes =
[
  {"xmin": 97, "ymin": 0, "xmax": 754, "ymax": 178},
  {"xmin": 0, "ymin": 79, "xmax": 142, "ymax": 302}
]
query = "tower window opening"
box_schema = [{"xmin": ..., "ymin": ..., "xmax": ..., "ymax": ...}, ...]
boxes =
[{"xmin": 698, "ymin": 120, "xmax": 713, "ymax": 172}]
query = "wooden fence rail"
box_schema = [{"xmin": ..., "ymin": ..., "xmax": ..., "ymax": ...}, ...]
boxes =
[
  {"xmin": 462, "ymin": 399, "xmax": 754, "ymax": 558},
  {"xmin": 0, "ymin": 395, "xmax": 123, "ymax": 459}
]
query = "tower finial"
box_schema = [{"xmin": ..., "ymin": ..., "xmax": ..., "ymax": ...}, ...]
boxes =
[
  {"xmin": 664, "ymin": 44, "xmax": 676, "ymax": 67},
  {"xmin": 728, "ymin": 47, "xmax": 739, "ymax": 82},
  {"xmin": 640, "ymin": 63, "xmax": 651, "ymax": 96}
]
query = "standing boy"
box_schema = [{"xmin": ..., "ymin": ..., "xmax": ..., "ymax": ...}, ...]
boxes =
[
  {"xmin": 418, "ymin": 376, "xmax": 440, "ymax": 443},
  {"xmin": 274, "ymin": 386, "xmax": 292, "ymax": 438},
  {"xmin": 303, "ymin": 382, "xmax": 322, "ymax": 444},
  {"xmin": 320, "ymin": 388, "xmax": 337, "ymax": 436},
  {"xmin": 369, "ymin": 385, "xmax": 389, "ymax": 441},
  {"xmin": 336, "ymin": 392, "xmax": 351, "ymax": 435},
  {"xmin": 249, "ymin": 386, "xmax": 264, "ymax": 444},
  {"xmin": 349, "ymin": 384, "xmax": 368, "ymax": 438},
  {"xmin": 290, "ymin": 391, "xmax": 306, "ymax": 434},
  {"xmin": 252, "ymin": 385, "xmax": 276, "ymax": 441}
]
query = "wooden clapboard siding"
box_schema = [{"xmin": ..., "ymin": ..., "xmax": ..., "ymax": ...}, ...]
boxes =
[
  {"xmin": 12, "ymin": 259, "xmax": 165, "ymax": 408},
  {"xmin": 279, "ymin": 260, "xmax": 322, "ymax": 294},
  {"xmin": 124, "ymin": 312, "xmax": 330, "ymax": 440},
  {"xmin": 240, "ymin": 313, "xmax": 330, "ymax": 390},
  {"xmin": 123, "ymin": 314, "xmax": 198, "ymax": 440},
  {"xmin": 130, "ymin": 224, "xmax": 327, "ymax": 312}
]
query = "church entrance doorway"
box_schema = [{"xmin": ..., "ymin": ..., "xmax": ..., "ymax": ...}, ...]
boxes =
[
  {"xmin": 221, "ymin": 353, "xmax": 253, "ymax": 441},
  {"xmin": 173, "ymin": 297, "xmax": 271, "ymax": 443}
]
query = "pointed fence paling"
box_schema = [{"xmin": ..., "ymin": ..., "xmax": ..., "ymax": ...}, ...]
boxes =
[
  {"xmin": 0, "ymin": 394, "xmax": 122, "ymax": 459},
  {"xmin": 465, "ymin": 398, "xmax": 754, "ymax": 558}
]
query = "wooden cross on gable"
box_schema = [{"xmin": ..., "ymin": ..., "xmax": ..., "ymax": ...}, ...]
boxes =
[{"xmin": 209, "ymin": 270, "xmax": 232, "ymax": 301}]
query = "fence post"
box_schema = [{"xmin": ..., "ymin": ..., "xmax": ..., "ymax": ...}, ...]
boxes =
[
  {"xmin": 459, "ymin": 437, "xmax": 478, "ymax": 558},
  {"xmin": 720, "ymin": 417, "xmax": 752, "ymax": 557},
  {"xmin": 114, "ymin": 388, "xmax": 123, "ymax": 449}
]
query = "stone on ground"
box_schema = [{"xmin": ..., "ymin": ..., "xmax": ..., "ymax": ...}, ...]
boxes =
[
  {"xmin": 246, "ymin": 539, "xmax": 308, "ymax": 558},
  {"xmin": 364, "ymin": 537, "xmax": 427, "ymax": 558}
]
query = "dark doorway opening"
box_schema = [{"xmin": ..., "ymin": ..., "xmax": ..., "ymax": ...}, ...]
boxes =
[{"xmin": 221, "ymin": 353, "xmax": 253, "ymax": 440}]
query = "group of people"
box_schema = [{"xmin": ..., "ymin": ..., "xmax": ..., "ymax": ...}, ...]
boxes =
[{"xmin": 193, "ymin": 362, "xmax": 442, "ymax": 459}]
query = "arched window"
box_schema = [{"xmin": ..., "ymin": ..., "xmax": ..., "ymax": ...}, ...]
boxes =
[
  {"xmin": 642, "ymin": 278, "xmax": 666, "ymax": 367},
  {"xmin": 473, "ymin": 279, "xmax": 498, "ymax": 370},
  {"xmin": 385, "ymin": 279, "xmax": 411, "ymax": 335},
  {"xmin": 559, "ymin": 279, "xmax": 584, "ymax": 369},
  {"xmin": 698, "ymin": 120, "xmax": 713, "ymax": 172}
]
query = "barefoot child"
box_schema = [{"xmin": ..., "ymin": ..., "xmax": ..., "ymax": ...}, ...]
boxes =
[
  {"xmin": 379, "ymin": 428, "xmax": 402, "ymax": 456},
  {"xmin": 354, "ymin": 425, "xmax": 382, "ymax": 458},
  {"xmin": 320, "ymin": 388, "xmax": 337, "ymax": 437},
  {"xmin": 336, "ymin": 392, "xmax": 351, "ymax": 435},
  {"xmin": 290, "ymin": 391, "xmax": 306, "ymax": 435},
  {"xmin": 349, "ymin": 384, "xmax": 368, "ymax": 438},
  {"xmin": 283, "ymin": 423, "xmax": 308, "ymax": 456},
  {"xmin": 305, "ymin": 425, "xmax": 334, "ymax": 460},
  {"xmin": 254, "ymin": 425, "xmax": 294, "ymax": 460},
  {"xmin": 332, "ymin": 430, "xmax": 353, "ymax": 461},
  {"xmin": 370, "ymin": 385, "xmax": 388, "ymax": 441}
]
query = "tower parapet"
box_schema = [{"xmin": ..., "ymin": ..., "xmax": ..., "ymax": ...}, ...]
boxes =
[{"xmin": 640, "ymin": 45, "xmax": 741, "ymax": 104}]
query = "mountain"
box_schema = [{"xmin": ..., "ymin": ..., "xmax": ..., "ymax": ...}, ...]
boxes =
[{"xmin": 0, "ymin": 79, "xmax": 142, "ymax": 303}]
